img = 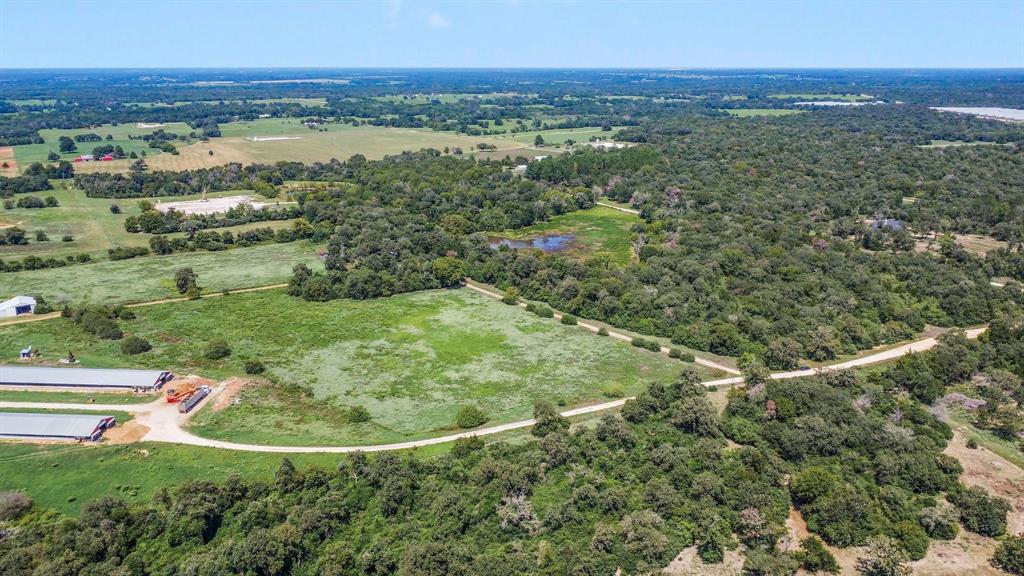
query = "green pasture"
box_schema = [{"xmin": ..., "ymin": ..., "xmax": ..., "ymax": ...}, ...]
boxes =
[
  {"xmin": 0, "ymin": 185, "xmax": 299, "ymax": 259},
  {"xmin": 0, "ymin": 390, "xmax": 157, "ymax": 404},
  {"xmin": 724, "ymin": 109, "xmax": 804, "ymax": 117},
  {"xmin": 0, "ymin": 288, "xmax": 694, "ymax": 447},
  {"xmin": 490, "ymin": 205, "xmax": 638, "ymax": 266},
  {"xmin": 12, "ymin": 122, "xmax": 194, "ymax": 169},
  {"xmin": 767, "ymin": 93, "xmax": 874, "ymax": 101},
  {"xmin": 0, "ymin": 240, "xmax": 324, "ymax": 304}
]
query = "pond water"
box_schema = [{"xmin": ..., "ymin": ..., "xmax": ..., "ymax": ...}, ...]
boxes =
[{"xmin": 488, "ymin": 234, "xmax": 576, "ymax": 253}]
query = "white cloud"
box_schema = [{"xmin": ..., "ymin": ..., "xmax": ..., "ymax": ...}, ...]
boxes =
[{"xmin": 427, "ymin": 12, "xmax": 450, "ymax": 28}]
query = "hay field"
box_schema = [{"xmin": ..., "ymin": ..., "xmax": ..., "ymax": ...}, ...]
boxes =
[
  {"xmin": 72, "ymin": 120, "xmax": 531, "ymax": 173},
  {"xmin": 12, "ymin": 122, "xmax": 195, "ymax": 169}
]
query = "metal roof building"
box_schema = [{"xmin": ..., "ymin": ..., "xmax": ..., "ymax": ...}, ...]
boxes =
[
  {"xmin": 0, "ymin": 366, "xmax": 173, "ymax": 390},
  {"xmin": 0, "ymin": 412, "xmax": 117, "ymax": 441}
]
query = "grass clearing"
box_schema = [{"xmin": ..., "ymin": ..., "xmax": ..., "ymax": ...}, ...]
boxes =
[
  {"xmin": 12, "ymin": 121, "xmax": 194, "ymax": 169},
  {"xmin": 0, "ymin": 240, "xmax": 324, "ymax": 304},
  {"xmin": 69, "ymin": 120, "xmax": 530, "ymax": 173},
  {"xmin": 0, "ymin": 390, "xmax": 157, "ymax": 404},
  {"xmin": 0, "ymin": 288, "xmax": 696, "ymax": 446},
  {"xmin": 0, "ymin": 185, "xmax": 296, "ymax": 259},
  {"xmin": 724, "ymin": 108, "xmax": 803, "ymax": 117},
  {"xmin": 767, "ymin": 93, "xmax": 874, "ymax": 101},
  {"xmin": 490, "ymin": 205, "xmax": 638, "ymax": 266}
]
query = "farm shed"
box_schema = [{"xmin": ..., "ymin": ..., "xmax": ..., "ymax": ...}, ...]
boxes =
[
  {"xmin": 0, "ymin": 366, "xmax": 173, "ymax": 390},
  {"xmin": 0, "ymin": 296, "xmax": 36, "ymax": 318},
  {"xmin": 0, "ymin": 412, "xmax": 116, "ymax": 441}
]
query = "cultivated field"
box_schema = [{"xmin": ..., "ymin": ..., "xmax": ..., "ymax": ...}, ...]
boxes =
[
  {"xmin": 0, "ymin": 240, "xmax": 323, "ymax": 304},
  {"xmin": 71, "ymin": 120, "xmax": 531, "ymax": 173},
  {"xmin": 0, "ymin": 289, "xmax": 698, "ymax": 447},
  {"xmin": 490, "ymin": 205, "xmax": 638, "ymax": 266}
]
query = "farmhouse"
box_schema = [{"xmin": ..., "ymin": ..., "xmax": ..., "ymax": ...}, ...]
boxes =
[
  {"xmin": 73, "ymin": 154, "xmax": 95, "ymax": 162},
  {"xmin": 0, "ymin": 295, "xmax": 36, "ymax": 318},
  {"xmin": 872, "ymin": 218, "xmax": 906, "ymax": 232},
  {"xmin": 0, "ymin": 366, "xmax": 173, "ymax": 390},
  {"xmin": 0, "ymin": 412, "xmax": 117, "ymax": 441}
]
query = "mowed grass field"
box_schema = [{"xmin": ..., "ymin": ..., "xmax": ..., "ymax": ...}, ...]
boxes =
[
  {"xmin": 490, "ymin": 206, "xmax": 638, "ymax": 266},
  {"xmin": 12, "ymin": 121, "xmax": 194, "ymax": 168},
  {"xmin": 0, "ymin": 442, "xmax": 344, "ymax": 515},
  {"xmin": 767, "ymin": 93, "xmax": 875, "ymax": 101},
  {"xmin": 0, "ymin": 240, "xmax": 324, "ymax": 304},
  {"xmin": 0, "ymin": 186, "xmax": 297, "ymax": 259},
  {"xmin": 0, "ymin": 288, "xmax": 696, "ymax": 446},
  {"xmin": 69, "ymin": 119, "xmax": 532, "ymax": 174},
  {"xmin": 724, "ymin": 109, "xmax": 804, "ymax": 117}
]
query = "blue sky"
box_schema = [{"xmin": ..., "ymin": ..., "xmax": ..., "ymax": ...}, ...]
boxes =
[{"xmin": 1, "ymin": 0, "xmax": 1022, "ymax": 68}]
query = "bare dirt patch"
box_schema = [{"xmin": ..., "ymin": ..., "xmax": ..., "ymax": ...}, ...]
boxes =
[
  {"xmin": 211, "ymin": 377, "xmax": 256, "ymax": 412},
  {"xmin": 0, "ymin": 146, "xmax": 17, "ymax": 176},
  {"xmin": 104, "ymin": 421, "xmax": 150, "ymax": 444},
  {"xmin": 154, "ymin": 194, "xmax": 278, "ymax": 216},
  {"xmin": 663, "ymin": 546, "xmax": 744, "ymax": 575},
  {"xmin": 910, "ymin": 430, "xmax": 1024, "ymax": 575}
]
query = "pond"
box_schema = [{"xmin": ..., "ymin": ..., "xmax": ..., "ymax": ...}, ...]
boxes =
[{"xmin": 488, "ymin": 234, "xmax": 576, "ymax": 253}]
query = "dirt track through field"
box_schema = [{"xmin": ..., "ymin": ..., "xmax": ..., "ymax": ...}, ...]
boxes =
[
  {"xmin": 0, "ymin": 320, "xmax": 989, "ymax": 453},
  {"xmin": 0, "ymin": 146, "xmax": 17, "ymax": 176}
]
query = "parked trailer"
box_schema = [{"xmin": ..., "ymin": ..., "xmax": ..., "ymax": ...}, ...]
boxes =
[{"xmin": 178, "ymin": 385, "xmax": 211, "ymax": 414}]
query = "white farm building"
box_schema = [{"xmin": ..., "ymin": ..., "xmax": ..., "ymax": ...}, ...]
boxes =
[{"xmin": 0, "ymin": 296, "xmax": 36, "ymax": 318}]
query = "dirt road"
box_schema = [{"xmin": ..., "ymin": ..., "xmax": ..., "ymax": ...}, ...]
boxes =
[
  {"xmin": 0, "ymin": 283, "xmax": 289, "ymax": 327},
  {"xmin": 463, "ymin": 281, "xmax": 742, "ymax": 375},
  {"xmin": 0, "ymin": 324, "xmax": 989, "ymax": 453},
  {"xmin": 595, "ymin": 201, "xmax": 641, "ymax": 215}
]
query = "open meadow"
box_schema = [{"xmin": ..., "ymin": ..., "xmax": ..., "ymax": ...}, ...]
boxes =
[
  {"xmin": 0, "ymin": 240, "xmax": 324, "ymax": 304},
  {"xmin": 489, "ymin": 205, "xmax": 638, "ymax": 266},
  {"xmin": 0, "ymin": 288, "xmax": 699, "ymax": 446},
  {"xmin": 0, "ymin": 185, "xmax": 297, "ymax": 259},
  {"xmin": 67, "ymin": 119, "xmax": 532, "ymax": 173},
  {"xmin": 12, "ymin": 121, "xmax": 194, "ymax": 167}
]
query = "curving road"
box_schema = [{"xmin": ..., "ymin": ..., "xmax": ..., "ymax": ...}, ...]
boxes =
[{"xmin": 0, "ymin": 325, "xmax": 987, "ymax": 453}]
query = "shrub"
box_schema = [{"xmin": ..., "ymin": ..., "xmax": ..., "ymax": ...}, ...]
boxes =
[
  {"xmin": 35, "ymin": 230, "xmax": 48, "ymax": 241},
  {"xmin": 797, "ymin": 536, "xmax": 839, "ymax": 574},
  {"xmin": 185, "ymin": 286, "xmax": 202, "ymax": 300},
  {"xmin": 109, "ymin": 203, "xmax": 121, "ymax": 214},
  {"xmin": 669, "ymin": 348, "xmax": 681, "ymax": 358},
  {"xmin": 175, "ymin": 267, "xmax": 199, "ymax": 294},
  {"xmin": 948, "ymin": 484, "xmax": 1010, "ymax": 537},
  {"xmin": 244, "ymin": 360, "xmax": 265, "ymax": 375},
  {"xmin": 120, "ymin": 336, "xmax": 152, "ymax": 355},
  {"xmin": 62, "ymin": 234, "xmax": 73, "ymax": 242},
  {"xmin": 892, "ymin": 520, "xmax": 929, "ymax": 561},
  {"xmin": 535, "ymin": 306, "xmax": 554, "ymax": 318},
  {"xmin": 679, "ymin": 352, "xmax": 695, "ymax": 362},
  {"xmin": 203, "ymin": 339, "xmax": 231, "ymax": 360},
  {"xmin": 348, "ymin": 405, "xmax": 371, "ymax": 423},
  {"xmin": 501, "ymin": 286, "xmax": 519, "ymax": 305},
  {"xmin": 456, "ymin": 405, "xmax": 488, "ymax": 428},
  {"xmin": 917, "ymin": 505, "xmax": 959, "ymax": 540},
  {"xmin": 597, "ymin": 326, "xmax": 609, "ymax": 336},
  {"xmin": 966, "ymin": 438, "xmax": 978, "ymax": 449},
  {"xmin": 0, "ymin": 491, "xmax": 32, "ymax": 520},
  {"xmin": 632, "ymin": 337, "xmax": 661, "ymax": 352},
  {"xmin": 560, "ymin": 314, "xmax": 577, "ymax": 325},
  {"xmin": 992, "ymin": 534, "xmax": 1024, "ymax": 575}
]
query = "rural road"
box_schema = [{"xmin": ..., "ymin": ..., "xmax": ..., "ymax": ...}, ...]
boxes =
[
  {"xmin": 595, "ymin": 201, "xmax": 641, "ymax": 215},
  {"xmin": 0, "ymin": 283, "xmax": 289, "ymax": 327},
  {"xmin": 463, "ymin": 281, "xmax": 742, "ymax": 375},
  {"xmin": 0, "ymin": 325, "xmax": 987, "ymax": 453}
]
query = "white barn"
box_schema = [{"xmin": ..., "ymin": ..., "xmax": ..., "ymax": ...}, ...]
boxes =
[{"xmin": 0, "ymin": 296, "xmax": 36, "ymax": 318}]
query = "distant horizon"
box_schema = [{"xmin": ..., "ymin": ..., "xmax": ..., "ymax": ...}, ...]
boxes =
[{"xmin": 2, "ymin": 1, "xmax": 1021, "ymax": 69}]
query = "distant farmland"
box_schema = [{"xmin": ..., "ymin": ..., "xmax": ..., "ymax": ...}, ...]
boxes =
[{"xmin": 70, "ymin": 120, "xmax": 533, "ymax": 173}]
